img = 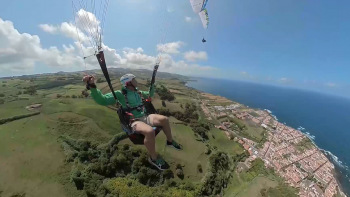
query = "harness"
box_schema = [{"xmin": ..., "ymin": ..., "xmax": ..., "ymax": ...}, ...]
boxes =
[
  {"xmin": 117, "ymin": 88, "xmax": 158, "ymax": 135},
  {"xmin": 96, "ymin": 50, "xmax": 160, "ymax": 144},
  {"xmin": 122, "ymin": 89, "xmax": 145, "ymax": 114}
]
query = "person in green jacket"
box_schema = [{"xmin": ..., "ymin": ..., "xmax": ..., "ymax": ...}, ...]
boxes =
[{"xmin": 83, "ymin": 73, "xmax": 182, "ymax": 170}]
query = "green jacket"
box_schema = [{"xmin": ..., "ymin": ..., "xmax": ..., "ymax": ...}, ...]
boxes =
[{"xmin": 90, "ymin": 85, "xmax": 155, "ymax": 118}]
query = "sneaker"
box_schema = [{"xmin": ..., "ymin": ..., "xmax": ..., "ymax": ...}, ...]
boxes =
[
  {"xmin": 148, "ymin": 155, "xmax": 169, "ymax": 171},
  {"xmin": 166, "ymin": 140, "xmax": 183, "ymax": 151}
]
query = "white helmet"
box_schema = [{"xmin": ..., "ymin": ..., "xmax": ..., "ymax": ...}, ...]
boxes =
[{"xmin": 120, "ymin": 74, "xmax": 136, "ymax": 87}]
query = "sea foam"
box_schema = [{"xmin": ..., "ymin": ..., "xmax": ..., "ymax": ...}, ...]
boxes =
[{"xmin": 264, "ymin": 109, "xmax": 278, "ymax": 121}]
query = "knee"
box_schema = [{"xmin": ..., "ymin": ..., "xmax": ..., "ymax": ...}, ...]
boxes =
[
  {"xmin": 143, "ymin": 127, "xmax": 155, "ymax": 136},
  {"xmin": 160, "ymin": 115, "xmax": 169, "ymax": 123}
]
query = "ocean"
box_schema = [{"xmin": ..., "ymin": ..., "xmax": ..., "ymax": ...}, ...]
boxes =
[{"xmin": 187, "ymin": 77, "xmax": 350, "ymax": 195}]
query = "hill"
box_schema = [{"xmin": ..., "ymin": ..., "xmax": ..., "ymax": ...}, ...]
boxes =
[{"xmin": 0, "ymin": 70, "xmax": 296, "ymax": 197}]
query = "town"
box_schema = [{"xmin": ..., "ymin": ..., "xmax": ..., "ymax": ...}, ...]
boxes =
[{"xmin": 198, "ymin": 93, "xmax": 345, "ymax": 197}]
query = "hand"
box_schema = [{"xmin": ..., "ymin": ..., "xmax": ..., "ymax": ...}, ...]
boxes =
[{"xmin": 82, "ymin": 75, "xmax": 95, "ymax": 85}]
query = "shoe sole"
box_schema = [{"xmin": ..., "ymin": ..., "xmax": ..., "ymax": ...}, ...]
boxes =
[
  {"xmin": 148, "ymin": 157, "xmax": 167, "ymax": 171},
  {"xmin": 166, "ymin": 144, "xmax": 182, "ymax": 151}
]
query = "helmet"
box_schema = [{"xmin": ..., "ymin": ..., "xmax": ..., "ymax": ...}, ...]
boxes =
[{"xmin": 120, "ymin": 74, "xmax": 136, "ymax": 87}]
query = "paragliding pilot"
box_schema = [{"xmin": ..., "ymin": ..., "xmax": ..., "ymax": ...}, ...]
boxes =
[{"xmin": 83, "ymin": 73, "xmax": 183, "ymax": 170}]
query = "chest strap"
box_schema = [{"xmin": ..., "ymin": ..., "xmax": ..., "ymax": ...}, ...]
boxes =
[{"xmin": 122, "ymin": 89, "xmax": 145, "ymax": 112}]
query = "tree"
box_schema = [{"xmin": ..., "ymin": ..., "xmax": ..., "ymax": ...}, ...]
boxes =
[
  {"xmin": 197, "ymin": 163, "xmax": 203, "ymax": 173},
  {"xmin": 180, "ymin": 103, "xmax": 183, "ymax": 108},
  {"xmin": 163, "ymin": 169, "xmax": 174, "ymax": 179},
  {"xmin": 176, "ymin": 163, "xmax": 182, "ymax": 169},
  {"xmin": 146, "ymin": 79, "xmax": 151, "ymax": 87},
  {"xmin": 17, "ymin": 91, "xmax": 22, "ymax": 95},
  {"xmin": 162, "ymin": 100, "xmax": 166, "ymax": 107},
  {"xmin": 82, "ymin": 90, "xmax": 89, "ymax": 98},
  {"xmin": 260, "ymin": 188, "xmax": 267, "ymax": 197},
  {"xmin": 96, "ymin": 78, "xmax": 105, "ymax": 83},
  {"xmin": 0, "ymin": 99, "xmax": 4, "ymax": 105},
  {"xmin": 0, "ymin": 93, "xmax": 4, "ymax": 97},
  {"xmin": 2, "ymin": 81, "xmax": 6, "ymax": 83},
  {"xmin": 2, "ymin": 84, "xmax": 5, "ymax": 87},
  {"xmin": 72, "ymin": 95, "xmax": 77, "ymax": 98},
  {"xmin": 155, "ymin": 85, "xmax": 175, "ymax": 101},
  {"xmin": 57, "ymin": 94, "xmax": 62, "ymax": 98},
  {"xmin": 26, "ymin": 86, "xmax": 37, "ymax": 95},
  {"xmin": 176, "ymin": 169, "xmax": 184, "ymax": 179}
]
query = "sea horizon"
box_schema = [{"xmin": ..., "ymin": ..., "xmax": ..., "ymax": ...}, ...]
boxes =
[
  {"xmin": 187, "ymin": 77, "xmax": 350, "ymax": 196},
  {"xmin": 188, "ymin": 76, "xmax": 350, "ymax": 101}
]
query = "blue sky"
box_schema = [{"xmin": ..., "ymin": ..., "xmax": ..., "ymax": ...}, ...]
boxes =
[{"xmin": 1, "ymin": 0, "xmax": 350, "ymax": 98}]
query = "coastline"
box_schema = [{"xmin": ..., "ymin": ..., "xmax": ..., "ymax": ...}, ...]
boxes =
[
  {"xmin": 187, "ymin": 84, "xmax": 349, "ymax": 197},
  {"xmin": 263, "ymin": 108, "xmax": 347, "ymax": 197},
  {"xmin": 299, "ymin": 126, "xmax": 348, "ymax": 196}
]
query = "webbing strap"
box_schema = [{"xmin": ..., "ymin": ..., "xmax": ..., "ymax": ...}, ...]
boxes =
[
  {"xmin": 149, "ymin": 64, "xmax": 159, "ymax": 99},
  {"xmin": 96, "ymin": 51, "xmax": 119, "ymax": 104},
  {"xmin": 121, "ymin": 89, "xmax": 145, "ymax": 113}
]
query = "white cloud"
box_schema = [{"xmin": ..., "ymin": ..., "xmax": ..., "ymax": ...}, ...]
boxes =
[
  {"xmin": 157, "ymin": 41, "xmax": 185, "ymax": 54},
  {"xmin": 0, "ymin": 17, "xmax": 81, "ymax": 75},
  {"xmin": 240, "ymin": 71, "xmax": 248, "ymax": 75},
  {"xmin": 326, "ymin": 83, "xmax": 337, "ymax": 87},
  {"xmin": 185, "ymin": 17, "xmax": 192, "ymax": 22},
  {"xmin": 123, "ymin": 50, "xmax": 155, "ymax": 68},
  {"xmin": 1, "ymin": 10, "xmax": 216, "ymax": 77},
  {"xmin": 39, "ymin": 9, "xmax": 102, "ymax": 49},
  {"xmin": 123, "ymin": 47, "xmax": 144, "ymax": 53},
  {"xmin": 39, "ymin": 22, "xmax": 90, "ymax": 45},
  {"xmin": 158, "ymin": 54, "xmax": 216, "ymax": 75},
  {"xmin": 184, "ymin": 51, "xmax": 207, "ymax": 62},
  {"xmin": 38, "ymin": 24, "xmax": 57, "ymax": 34}
]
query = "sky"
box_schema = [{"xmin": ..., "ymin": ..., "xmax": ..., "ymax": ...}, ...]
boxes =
[{"xmin": 1, "ymin": 0, "xmax": 350, "ymax": 98}]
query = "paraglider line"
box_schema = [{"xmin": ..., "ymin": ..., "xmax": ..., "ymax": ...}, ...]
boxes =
[
  {"xmin": 72, "ymin": 0, "xmax": 97, "ymax": 50},
  {"xmin": 100, "ymin": 0, "xmax": 110, "ymax": 39},
  {"xmin": 77, "ymin": 0, "xmax": 99, "ymax": 49},
  {"xmin": 72, "ymin": 0, "xmax": 88, "ymax": 72},
  {"xmin": 83, "ymin": 53, "xmax": 97, "ymax": 59}
]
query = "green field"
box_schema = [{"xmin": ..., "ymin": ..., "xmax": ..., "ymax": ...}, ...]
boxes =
[
  {"xmin": 0, "ymin": 114, "xmax": 83, "ymax": 197},
  {"xmin": 225, "ymin": 175, "xmax": 278, "ymax": 197},
  {"xmin": 152, "ymin": 99, "xmax": 185, "ymax": 113},
  {"xmin": 244, "ymin": 120, "xmax": 264, "ymax": 141},
  {"xmin": 0, "ymin": 71, "xmax": 272, "ymax": 197},
  {"xmin": 0, "ymin": 99, "xmax": 49, "ymax": 119},
  {"xmin": 230, "ymin": 118, "xmax": 264, "ymax": 142},
  {"xmin": 209, "ymin": 128, "xmax": 244, "ymax": 156},
  {"xmin": 119, "ymin": 119, "xmax": 209, "ymax": 182}
]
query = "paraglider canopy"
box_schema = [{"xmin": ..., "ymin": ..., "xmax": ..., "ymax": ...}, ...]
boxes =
[{"xmin": 189, "ymin": 0, "xmax": 209, "ymax": 43}]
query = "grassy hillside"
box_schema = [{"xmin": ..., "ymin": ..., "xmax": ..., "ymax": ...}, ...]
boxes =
[{"xmin": 0, "ymin": 71, "xmax": 279, "ymax": 197}]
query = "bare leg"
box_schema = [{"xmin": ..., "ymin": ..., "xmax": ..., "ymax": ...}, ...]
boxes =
[
  {"xmin": 132, "ymin": 121, "xmax": 157, "ymax": 160},
  {"xmin": 150, "ymin": 114, "xmax": 173, "ymax": 142}
]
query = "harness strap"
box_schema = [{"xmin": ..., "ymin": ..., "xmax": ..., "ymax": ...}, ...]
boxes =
[{"xmin": 121, "ymin": 89, "xmax": 145, "ymax": 115}]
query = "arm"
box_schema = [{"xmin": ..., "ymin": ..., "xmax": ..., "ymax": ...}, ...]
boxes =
[
  {"xmin": 90, "ymin": 88, "xmax": 119, "ymax": 106},
  {"xmin": 141, "ymin": 84, "xmax": 155, "ymax": 99}
]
